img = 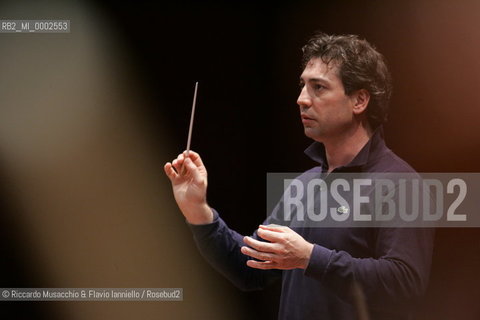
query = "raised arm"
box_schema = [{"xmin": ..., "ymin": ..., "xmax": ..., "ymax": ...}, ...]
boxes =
[
  {"xmin": 164, "ymin": 151, "xmax": 281, "ymax": 291},
  {"xmin": 164, "ymin": 150, "xmax": 213, "ymax": 225}
]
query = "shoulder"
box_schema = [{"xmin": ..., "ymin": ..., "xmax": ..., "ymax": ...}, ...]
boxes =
[{"xmin": 367, "ymin": 147, "xmax": 416, "ymax": 173}]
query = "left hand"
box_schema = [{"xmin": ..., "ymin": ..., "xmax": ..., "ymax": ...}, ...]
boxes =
[{"xmin": 241, "ymin": 225, "xmax": 314, "ymax": 270}]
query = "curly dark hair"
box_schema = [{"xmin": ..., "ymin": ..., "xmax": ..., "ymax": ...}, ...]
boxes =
[{"xmin": 302, "ymin": 32, "xmax": 392, "ymax": 129}]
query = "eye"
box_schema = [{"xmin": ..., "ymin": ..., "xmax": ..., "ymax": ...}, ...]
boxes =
[
  {"xmin": 314, "ymin": 84, "xmax": 325, "ymax": 91},
  {"xmin": 298, "ymin": 81, "xmax": 305, "ymax": 89}
]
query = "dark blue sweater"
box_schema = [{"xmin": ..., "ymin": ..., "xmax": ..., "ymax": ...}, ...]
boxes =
[{"xmin": 189, "ymin": 129, "xmax": 434, "ymax": 320}]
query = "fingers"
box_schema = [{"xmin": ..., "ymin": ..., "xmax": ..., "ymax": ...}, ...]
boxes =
[
  {"xmin": 170, "ymin": 153, "xmax": 190, "ymax": 176},
  {"xmin": 246, "ymin": 259, "xmax": 276, "ymax": 270},
  {"xmin": 164, "ymin": 162, "xmax": 178, "ymax": 181},
  {"xmin": 167, "ymin": 151, "xmax": 203, "ymax": 176},
  {"xmin": 259, "ymin": 224, "xmax": 288, "ymax": 232},
  {"xmin": 256, "ymin": 228, "xmax": 285, "ymax": 242},
  {"xmin": 241, "ymin": 246, "xmax": 276, "ymax": 262},
  {"xmin": 243, "ymin": 236, "xmax": 277, "ymax": 253},
  {"xmin": 165, "ymin": 151, "xmax": 205, "ymax": 185},
  {"xmin": 183, "ymin": 157, "xmax": 203, "ymax": 184},
  {"xmin": 171, "ymin": 155, "xmax": 185, "ymax": 174},
  {"xmin": 183, "ymin": 150, "xmax": 204, "ymax": 168}
]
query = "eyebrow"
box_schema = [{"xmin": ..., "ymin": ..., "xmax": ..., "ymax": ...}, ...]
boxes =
[{"xmin": 299, "ymin": 77, "xmax": 330, "ymax": 85}]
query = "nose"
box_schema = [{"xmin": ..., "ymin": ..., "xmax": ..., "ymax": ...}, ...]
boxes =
[{"xmin": 297, "ymin": 86, "xmax": 312, "ymax": 109}]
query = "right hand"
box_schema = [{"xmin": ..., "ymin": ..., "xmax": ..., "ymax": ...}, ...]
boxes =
[{"xmin": 164, "ymin": 151, "xmax": 213, "ymax": 224}]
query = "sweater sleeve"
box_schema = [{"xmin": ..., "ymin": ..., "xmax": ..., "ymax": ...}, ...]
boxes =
[
  {"xmin": 188, "ymin": 209, "xmax": 282, "ymax": 291},
  {"xmin": 304, "ymin": 227, "xmax": 435, "ymax": 311}
]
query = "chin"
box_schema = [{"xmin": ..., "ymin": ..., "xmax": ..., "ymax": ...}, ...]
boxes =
[{"xmin": 304, "ymin": 128, "xmax": 324, "ymax": 142}]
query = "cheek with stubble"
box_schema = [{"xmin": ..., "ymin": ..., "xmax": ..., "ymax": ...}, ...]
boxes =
[
  {"xmin": 302, "ymin": 120, "xmax": 325, "ymax": 141},
  {"xmin": 300, "ymin": 110, "xmax": 322, "ymax": 140}
]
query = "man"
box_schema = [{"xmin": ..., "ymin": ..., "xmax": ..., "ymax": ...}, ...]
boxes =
[{"xmin": 164, "ymin": 32, "xmax": 434, "ymax": 319}]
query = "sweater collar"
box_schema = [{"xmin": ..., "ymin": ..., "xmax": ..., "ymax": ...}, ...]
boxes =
[{"xmin": 304, "ymin": 126, "xmax": 386, "ymax": 172}]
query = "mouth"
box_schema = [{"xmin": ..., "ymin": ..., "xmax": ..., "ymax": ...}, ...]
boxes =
[{"xmin": 301, "ymin": 114, "xmax": 315, "ymax": 123}]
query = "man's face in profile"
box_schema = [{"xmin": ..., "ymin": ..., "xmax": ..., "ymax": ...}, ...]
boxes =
[{"xmin": 297, "ymin": 58, "xmax": 357, "ymax": 143}]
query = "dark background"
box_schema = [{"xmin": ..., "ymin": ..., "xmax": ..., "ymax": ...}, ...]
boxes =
[{"xmin": 1, "ymin": 0, "xmax": 480, "ymax": 319}]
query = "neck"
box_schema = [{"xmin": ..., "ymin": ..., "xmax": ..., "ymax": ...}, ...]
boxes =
[{"xmin": 323, "ymin": 122, "xmax": 373, "ymax": 173}]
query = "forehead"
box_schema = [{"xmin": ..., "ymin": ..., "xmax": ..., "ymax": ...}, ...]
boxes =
[{"xmin": 300, "ymin": 58, "xmax": 340, "ymax": 83}]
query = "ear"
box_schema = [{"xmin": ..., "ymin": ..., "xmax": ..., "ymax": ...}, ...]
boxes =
[{"xmin": 351, "ymin": 89, "xmax": 370, "ymax": 115}]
